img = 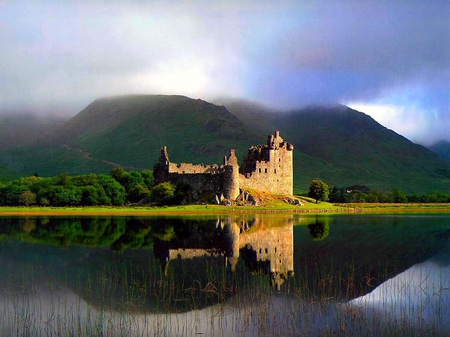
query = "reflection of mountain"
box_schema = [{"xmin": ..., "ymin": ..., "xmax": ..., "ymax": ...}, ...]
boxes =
[
  {"xmin": 294, "ymin": 215, "xmax": 450, "ymax": 301},
  {"xmin": 1, "ymin": 214, "xmax": 450, "ymax": 317}
]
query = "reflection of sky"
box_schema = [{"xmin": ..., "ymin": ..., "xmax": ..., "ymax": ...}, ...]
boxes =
[
  {"xmin": 348, "ymin": 238, "xmax": 450, "ymax": 332},
  {"xmin": 1, "ymin": 1, "xmax": 449, "ymax": 144},
  {"xmin": 1, "ymin": 215, "xmax": 450, "ymax": 335}
]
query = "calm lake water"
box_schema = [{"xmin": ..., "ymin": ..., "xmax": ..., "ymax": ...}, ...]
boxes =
[{"xmin": 0, "ymin": 213, "xmax": 449, "ymax": 336}]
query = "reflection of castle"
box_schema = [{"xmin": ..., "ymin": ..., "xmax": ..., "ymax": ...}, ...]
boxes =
[
  {"xmin": 153, "ymin": 131, "xmax": 294, "ymax": 200},
  {"xmin": 155, "ymin": 216, "xmax": 294, "ymax": 290}
]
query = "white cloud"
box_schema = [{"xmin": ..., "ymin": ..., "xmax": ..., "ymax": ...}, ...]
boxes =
[
  {"xmin": 348, "ymin": 103, "xmax": 436, "ymax": 144},
  {"xmin": 1, "ymin": 0, "xmax": 449, "ymax": 144}
]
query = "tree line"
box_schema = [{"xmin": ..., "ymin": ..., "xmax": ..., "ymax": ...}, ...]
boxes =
[
  {"xmin": 2, "ymin": 171, "xmax": 449, "ymax": 206},
  {"xmin": 0, "ymin": 168, "xmax": 154, "ymax": 206},
  {"xmin": 308, "ymin": 179, "xmax": 450, "ymax": 203}
]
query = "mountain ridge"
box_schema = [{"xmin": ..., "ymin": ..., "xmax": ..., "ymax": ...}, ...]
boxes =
[{"xmin": 1, "ymin": 94, "xmax": 450, "ymax": 194}]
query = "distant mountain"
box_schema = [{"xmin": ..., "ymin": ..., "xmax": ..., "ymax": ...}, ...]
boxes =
[
  {"xmin": 219, "ymin": 99, "xmax": 450, "ymax": 193},
  {"xmin": 0, "ymin": 95, "xmax": 263, "ymax": 178},
  {"xmin": 428, "ymin": 140, "xmax": 450, "ymax": 163},
  {"xmin": 1, "ymin": 95, "xmax": 450, "ymax": 194},
  {"xmin": 0, "ymin": 113, "xmax": 66, "ymax": 151}
]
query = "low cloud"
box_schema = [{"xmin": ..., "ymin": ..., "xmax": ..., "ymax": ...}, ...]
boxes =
[{"xmin": 1, "ymin": 1, "xmax": 449, "ymax": 144}]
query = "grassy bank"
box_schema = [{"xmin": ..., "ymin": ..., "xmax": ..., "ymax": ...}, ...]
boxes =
[{"xmin": 1, "ymin": 201, "xmax": 450, "ymax": 216}]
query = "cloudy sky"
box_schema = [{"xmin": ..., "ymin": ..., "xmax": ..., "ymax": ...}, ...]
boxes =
[{"xmin": 1, "ymin": 0, "xmax": 449, "ymax": 145}]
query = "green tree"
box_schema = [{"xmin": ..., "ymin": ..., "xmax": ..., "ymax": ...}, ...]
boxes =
[
  {"xmin": 390, "ymin": 188, "xmax": 407, "ymax": 203},
  {"xmin": 308, "ymin": 179, "xmax": 330, "ymax": 203},
  {"xmin": 0, "ymin": 183, "xmax": 28, "ymax": 205},
  {"xmin": 56, "ymin": 172, "xmax": 71, "ymax": 187},
  {"xmin": 20, "ymin": 190, "xmax": 36, "ymax": 206},
  {"xmin": 98, "ymin": 174, "xmax": 126, "ymax": 205},
  {"xmin": 344, "ymin": 190, "xmax": 365, "ymax": 203},
  {"xmin": 329, "ymin": 186, "xmax": 345, "ymax": 203},
  {"xmin": 141, "ymin": 170, "xmax": 153, "ymax": 188},
  {"xmin": 81, "ymin": 186, "xmax": 100, "ymax": 206},
  {"xmin": 150, "ymin": 182, "xmax": 176, "ymax": 205},
  {"xmin": 128, "ymin": 184, "xmax": 150, "ymax": 203}
]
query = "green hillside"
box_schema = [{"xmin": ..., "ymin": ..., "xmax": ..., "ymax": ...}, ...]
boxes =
[
  {"xmin": 0, "ymin": 164, "xmax": 20, "ymax": 183},
  {"xmin": 0, "ymin": 95, "xmax": 263, "ymax": 178},
  {"xmin": 283, "ymin": 106, "xmax": 450, "ymax": 192},
  {"xmin": 1, "ymin": 95, "xmax": 450, "ymax": 195},
  {"xmin": 220, "ymin": 101, "xmax": 450, "ymax": 194},
  {"xmin": 61, "ymin": 95, "xmax": 262, "ymax": 166}
]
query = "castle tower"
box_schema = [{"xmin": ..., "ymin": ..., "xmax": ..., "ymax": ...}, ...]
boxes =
[
  {"xmin": 223, "ymin": 149, "xmax": 240, "ymax": 200},
  {"xmin": 152, "ymin": 146, "xmax": 171, "ymax": 186},
  {"xmin": 240, "ymin": 131, "xmax": 294, "ymax": 195},
  {"xmin": 267, "ymin": 131, "xmax": 294, "ymax": 195}
]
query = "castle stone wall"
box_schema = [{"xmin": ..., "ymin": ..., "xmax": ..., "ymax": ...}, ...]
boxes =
[
  {"xmin": 167, "ymin": 172, "xmax": 224, "ymax": 199},
  {"xmin": 153, "ymin": 131, "xmax": 294, "ymax": 200},
  {"xmin": 239, "ymin": 131, "xmax": 294, "ymax": 195},
  {"xmin": 168, "ymin": 162, "xmax": 222, "ymax": 174}
]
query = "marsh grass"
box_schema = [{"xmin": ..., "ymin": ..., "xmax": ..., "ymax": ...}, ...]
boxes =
[
  {"xmin": 1, "ymin": 214, "xmax": 449, "ymax": 336},
  {"xmin": 1, "ymin": 258, "xmax": 448, "ymax": 336}
]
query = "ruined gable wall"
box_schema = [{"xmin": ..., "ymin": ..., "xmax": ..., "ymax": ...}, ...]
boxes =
[{"xmin": 239, "ymin": 144, "xmax": 293, "ymax": 195}]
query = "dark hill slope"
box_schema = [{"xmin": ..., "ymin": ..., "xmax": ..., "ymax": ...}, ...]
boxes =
[
  {"xmin": 2, "ymin": 95, "xmax": 450, "ymax": 194},
  {"xmin": 0, "ymin": 95, "xmax": 264, "ymax": 177},
  {"xmin": 0, "ymin": 164, "xmax": 20, "ymax": 183},
  {"xmin": 58, "ymin": 95, "xmax": 263, "ymax": 166},
  {"xmin": 222, "ymin": 101, "xmax": 450, "ymax": 193},
  {"xmin": 428, "ymin": 140, "xmax": 450, "ymax": 163}
]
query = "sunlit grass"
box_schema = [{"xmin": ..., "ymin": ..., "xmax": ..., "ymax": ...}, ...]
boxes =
[{"xmin": 3, "ymin": 200, "xmax": 450, "ymax": 216}]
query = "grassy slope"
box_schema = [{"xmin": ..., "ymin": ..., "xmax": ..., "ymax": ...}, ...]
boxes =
[
  {"xmin": 66, "ymin": 95, "xmax": 262, "ymax": 167},
  {"xmin": 0, "ymin": 145, "xmax": 116, "ymax": 177},
  {"xmin": 0, "ymin": 165, "xmax": 20, "ymax": 183},
  {"xmin": 220, "ymin": 100, "xmax": 450, "ymax": 194},
  {"xmin": 0, "ymin": 95, "xmax": 263, "ymax": 177},
  {"xmin": 283, "ymin": 106, "xmax": 450, "ymax": 193},
  {"xmin": 70, "ymin": 96, "xmax": 260, "ymax": 168},
  {"xmin": 2, "ymin": 95, "xmax": 450, "ymax": 195}
]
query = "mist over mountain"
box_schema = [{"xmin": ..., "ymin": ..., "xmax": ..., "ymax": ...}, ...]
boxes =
[
  {"xmin": 428, "ymin": 141, "xmax": 450, "ymax": 163},
  {"xmin": 1, "ymin": 94, "xmax": 450, "ymax": 194},
  {"xmin": 0, "ymin": 113, "xmax": 67, "ymax": 151}
]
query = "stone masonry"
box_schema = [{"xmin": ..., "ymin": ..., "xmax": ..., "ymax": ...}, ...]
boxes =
[{"xmin": 152, "ymin": 131, "xmax": 294, "ymax": 200}]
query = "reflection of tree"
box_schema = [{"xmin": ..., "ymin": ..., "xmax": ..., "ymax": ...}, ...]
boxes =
[
  {"xmin": 308, "ymin": 220, "xmax": 330, "ymax": 241},
  {"xmin": 0, "ymin": 215, "xmax": 298, "ymax": 314},
  {"xmin": 0, "ymin": 217, "xmax": 177, "ymax": 252}
]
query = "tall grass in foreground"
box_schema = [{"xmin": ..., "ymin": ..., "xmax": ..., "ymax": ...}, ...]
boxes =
[{"xmin": 0, "ymin": 257, "xmax": 448, "ymax": 336}]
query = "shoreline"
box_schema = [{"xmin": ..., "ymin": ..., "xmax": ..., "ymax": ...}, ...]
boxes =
[{"xmin": 1, "ymin": 203, "xmax": 450, "ymax": 216}]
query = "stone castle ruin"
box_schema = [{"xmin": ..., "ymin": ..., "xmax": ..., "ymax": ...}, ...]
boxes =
[{"xmin": 153, "ymin": 131, "xmax": 294, "ymax": 201}]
